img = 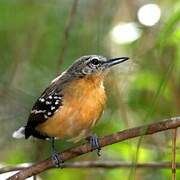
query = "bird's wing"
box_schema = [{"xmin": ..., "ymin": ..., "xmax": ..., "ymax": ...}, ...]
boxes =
[{"xmin": 25, "ymin": 83, "xmax": 63, "ymax": 139}]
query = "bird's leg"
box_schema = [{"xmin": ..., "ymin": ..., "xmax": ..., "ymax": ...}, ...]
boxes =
[
  {"xmin": 87, "ymin": 133, "xmax": 101, "ymax": 156},
  {"xmin": 51, "ymin": 137, "xmax": 64, "ymax": 168}
]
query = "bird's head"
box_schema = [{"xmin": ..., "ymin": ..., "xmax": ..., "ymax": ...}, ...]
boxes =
[{"xmin": 67, "ymin": 55, "xmax": 129, "ymax": 78}]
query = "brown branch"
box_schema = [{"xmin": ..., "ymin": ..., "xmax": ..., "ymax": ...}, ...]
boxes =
[
  {"xmin": 2, "ymin": 161, "xmax": 180, "ymax": 174},
  {"xmin": 172, "ymin": 128, "xmax": 177, "ymax": 180},
  {"xmin": 56, "ymin": 0, "xmax": 79, "ymax": 74},
  {"xmin": 8, "ymin": 117, "xmax": 180, "ymax": 180}
]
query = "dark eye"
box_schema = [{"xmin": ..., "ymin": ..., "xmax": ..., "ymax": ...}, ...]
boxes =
[{"xmin": 91, "ymin": 58, "xmax": 99, "ymax": 65}]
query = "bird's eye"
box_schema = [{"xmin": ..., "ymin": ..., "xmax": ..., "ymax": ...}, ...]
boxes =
[{"xmin": 91, "ymin": 58, "xmax": 99, "ymax": 65}]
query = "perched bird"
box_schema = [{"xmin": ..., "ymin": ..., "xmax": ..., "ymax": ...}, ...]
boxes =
[{"xmin": 13, "ymin": 55, "xmax": 129, "ymax": 167}]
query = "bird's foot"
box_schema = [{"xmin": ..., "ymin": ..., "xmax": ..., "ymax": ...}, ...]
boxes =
[
  {"xmin": 87, "ymin": 134, "xmax": 101, "ymax": 156},
  {"xmin": 51, "ymin": 149, "xmax": 64, "ymax": 168}
]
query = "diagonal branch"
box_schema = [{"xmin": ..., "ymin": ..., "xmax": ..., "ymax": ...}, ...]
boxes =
[{"xmin": 8, "ymin": 117, "xmax": 180, "ymax": 180}]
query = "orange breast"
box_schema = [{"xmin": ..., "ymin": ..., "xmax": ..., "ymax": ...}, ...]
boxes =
[{"xmin": 36, "ymin": 75, "xmax": 106, "ymax": 142}]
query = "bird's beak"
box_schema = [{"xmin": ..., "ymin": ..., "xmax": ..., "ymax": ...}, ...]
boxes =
[{"xmin": 103, "ymin": 57, "xmax": 129, "ymax": 68}]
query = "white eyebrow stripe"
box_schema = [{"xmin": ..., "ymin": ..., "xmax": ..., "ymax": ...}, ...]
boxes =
[{"xmin": 51, "ymin": 71, "xmax": 66, "ymax": 84}]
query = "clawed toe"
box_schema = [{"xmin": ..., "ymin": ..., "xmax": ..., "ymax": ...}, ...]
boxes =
[
  {"xmin": 51, "ymin": 150, "xmax": 64, "ymax": 168},
  {"xmin": 51, "ymin": 137, "xmax": 64, "ymax": 168},
  {"xmin": 88, "ymin": 134, "xmax": 101, "ymax": 156}
]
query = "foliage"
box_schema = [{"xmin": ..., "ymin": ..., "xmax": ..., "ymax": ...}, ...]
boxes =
[{"xmin": 0, "ymin": 0, "xmax": 179, "ymax": 179}]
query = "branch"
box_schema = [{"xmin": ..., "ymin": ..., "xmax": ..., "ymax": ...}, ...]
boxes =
[
  {"xmin": 172, "ymin": 128, "xmax": 177, "ymax": 180},
  {"xmin": 1, "ymin": 161, "xmax": 180, "ymax": 174},
  {"xmin": 8, "ymin": 117, "xmax": 180, "ymax": 180}
]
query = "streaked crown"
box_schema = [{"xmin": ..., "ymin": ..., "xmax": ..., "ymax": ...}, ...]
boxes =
[{"xmin": 67, "ymin": 55, "xmax": 129, "ymax": 77}]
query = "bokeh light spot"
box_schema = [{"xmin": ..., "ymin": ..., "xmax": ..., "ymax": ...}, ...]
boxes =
[
  {"xmin": 137, "ymin": 4, "xmax": 161, "ymax": 26},
  {"xmin": 111, "ymin": 22, "xmax": 142, "ymax": 44}
]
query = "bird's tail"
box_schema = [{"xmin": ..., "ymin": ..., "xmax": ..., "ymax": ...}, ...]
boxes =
[{"xmin": 12, "ymin": 126, "xmax": 25, "ymax": 139}]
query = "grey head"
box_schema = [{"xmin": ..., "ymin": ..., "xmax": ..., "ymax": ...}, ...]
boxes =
[
  {"xmin": 66, "ymin": 55, "xmax": 129, "ymax": 77},
  {"xmin": 48, "ymin": 55, "xmax": 129, "ymax": 94}
]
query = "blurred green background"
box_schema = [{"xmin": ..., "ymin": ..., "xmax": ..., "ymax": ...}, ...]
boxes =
[{"xmin": 0, "ymin": 0, "xmax": 179, "ymax": 179}]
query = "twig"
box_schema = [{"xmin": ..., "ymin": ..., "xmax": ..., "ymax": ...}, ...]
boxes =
[
  {"xmin": 8, "ymin": 117, "xmax": 180, "ymax": 180},
  {"xmin": 1, "ymin": 161, "xmax": 180, "ymax": 174},
  {"xmin": 56, "ymin": 0, "xmax": 79, "ymax": 74},
  {"xmin": 172, "ymin": 128, "xmax": 177, "ymax": 180}
]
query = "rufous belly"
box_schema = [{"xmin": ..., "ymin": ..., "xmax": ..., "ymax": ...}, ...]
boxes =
[{"xmin": 36, "ymin": 76, "xmax": 106, "ymax": 142}]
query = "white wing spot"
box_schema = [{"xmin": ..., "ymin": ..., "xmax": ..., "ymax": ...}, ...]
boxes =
[
  {"xmin": 46, "ymin": 101, "xmax": 51, "ymax": 105},
  {"xmin": 51, "ymin": 106, "xmax": 56, "ymax": 110},
  {"xmin": 31, "ymin": 110, "xmax": 46, "ymax": 114},
  {"xmin": 39, "ymin": 98, "xmax": 45, "ymax": 102},
  {"xmin": 55, "ymin": 101, "xmax": 59, "ymax": 105},
  {"xmin": 47, "ymin": 112, "xmax": 52, "ymax": 116}
]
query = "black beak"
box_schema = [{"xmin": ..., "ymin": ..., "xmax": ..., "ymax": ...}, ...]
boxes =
[{"xmin": 103, "ymin": 57, "xmax": 129, "ymax": 68}]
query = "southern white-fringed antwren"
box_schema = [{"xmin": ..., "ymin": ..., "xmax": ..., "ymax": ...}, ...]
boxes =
[{"xmin": 13, "ymin": 55, "xmax": 129, "ymax": 167}]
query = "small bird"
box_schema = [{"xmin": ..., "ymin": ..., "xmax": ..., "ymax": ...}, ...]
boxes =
[{"xmin": 13, "ymin": 55, "xmax": 129, "ymax": 167}]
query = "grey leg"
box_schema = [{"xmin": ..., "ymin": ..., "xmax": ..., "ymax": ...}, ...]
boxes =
[
  {"xmin": 51, "ymin": 137, "xmax": 64, "ymax": 168},
  {"xmin": 88, "ymin": 134, "xmax": 101, "ymax": 156}
]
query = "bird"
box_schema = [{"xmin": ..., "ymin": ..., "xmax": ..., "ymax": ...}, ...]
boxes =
[{"xmin": 12, "ymin": 55, "xmax": 129, "ymax": 167}]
